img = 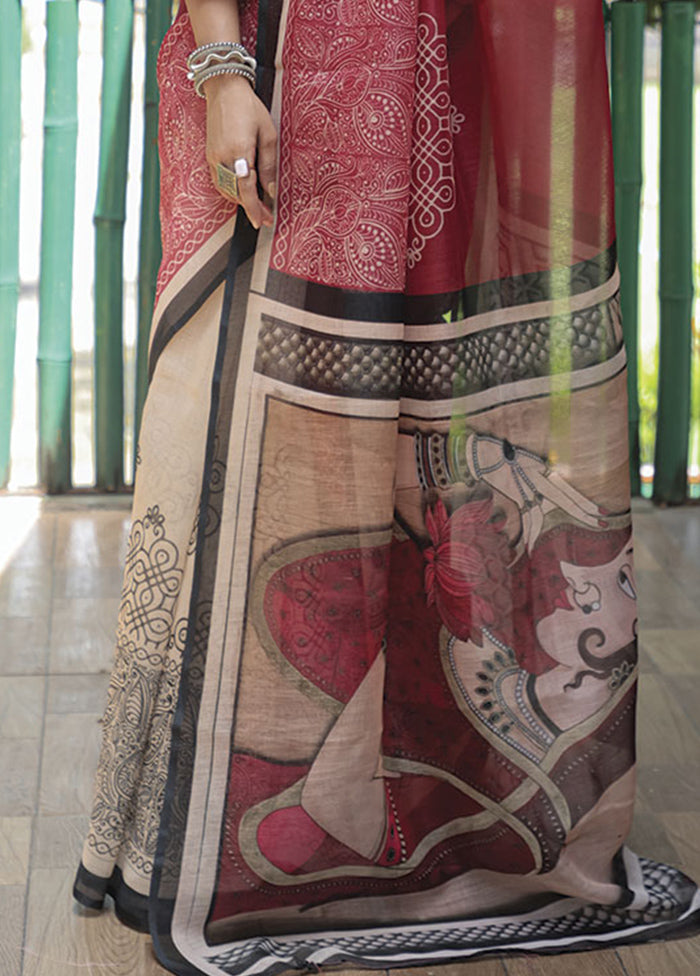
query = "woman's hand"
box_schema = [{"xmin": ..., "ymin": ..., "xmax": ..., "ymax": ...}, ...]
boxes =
[{"xmin": 203, "ymin": 73, "xmax": 277, "ymax": 230}]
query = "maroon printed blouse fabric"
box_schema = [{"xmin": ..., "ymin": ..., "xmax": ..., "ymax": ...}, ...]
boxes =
[{"xmin": 73, "ymin": 1, "xmax": 700, "ymax": 974}]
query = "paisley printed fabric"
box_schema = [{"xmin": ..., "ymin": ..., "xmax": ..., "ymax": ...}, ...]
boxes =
[{"xmin": 74, "ymin": 0, "xmax": 700, "ymax": 972}]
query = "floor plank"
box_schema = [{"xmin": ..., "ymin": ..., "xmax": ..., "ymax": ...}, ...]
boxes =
[
  {"xmin": 23, "ymin": 868, "xmax": 169, "ymax": 976},
  {"xmin": 630, "ymin": 535, "xmax": 661, "ymax": 572},
  {"xmin": 0, "ymin": 886, "xmax": 25, "ymax": 976},
  {"xmin": 617, "ymin": 936, "xmax": 700, "ymax": 976},
  {"xmin": 626, "ymin": 791, "xmax": 681, "ymax": 868},
  {"xmin": 0, "ymin": 566, "xmax": 53, "ymax": 619},
  {"xmin": 631, "ymin": 512, "xmax": 700, "ymax": 609},
  {"xmin": 665, "ymin": 675, "xmax": 700, "ymax": 737},
  {"xmin": 46, "ymin": 673, "xmax": 110, "ymax": 714},
  {"xmin": 635, "ymin": 675, "xmax": 700, "ymax": 766},
  {"xmin": 635, "ymin": 570, "xmax": 700, "ymax": 630},
  {"xmin": 636, "ymin": 763, "xmax": 700, "ymax": 815},
  {"xmin": 0, "ymin": 617, "xmax": 49, "ymax": 676},
  {"xmin": 0, "ymin": 738, "xmax": 40, "ymax": 816},
  {"xmin": 0, "ymin": 818, "xmax": 32, "ymax": 885},
  {"xmin": 649, "ymin": 509, "xmax": 700, "ymax": 575},
  {"xmin": 0, "ymin": 676, "xmax": 45, "ymax": 739},
  {"xmin": 659, "ymin": 813, "xmax": 700, "ymax": 886},
  {"xmin": 504, "ymin": 948, "xmax": 626, "ymax": 975},
  {"xmin": 640, "ymin": 630, "xmax": 700, "ymax": 676},
  {"xmin": 32, "ymin": 815, "xmax": 90, "ymax": 870},
  {"xmin": 39, "ymin": 713, "xmax": 102, "ymax": 816},
  {"xmin": 48, "ymin": 597, "xmax": 119, "ymax": 675},
  {"xmin": 391, "ymin": 963, "xmax": 505, "ymax": 976},
  {"xmin": 3, "ymin": 513, "xmax": 55, "ymax": 569},
  {"xmin": 51, "ymin": 565, "xmax": 124, "ymax": 600},
  {"xmin": 54, "ymin": 512, "xmax": 131, "ymax": 569}
]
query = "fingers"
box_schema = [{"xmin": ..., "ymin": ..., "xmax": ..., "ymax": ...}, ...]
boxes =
[
  {"xmin": 204, "ymin": 81, "xmax": 277, "ymax": 230},
  {"xmin": 210, "ymin": 157, "xmax": 273, "ymax": 231},
  {"xmin": 236, "ymin": 165, "xmax": 273, "ymax": 230},
  {"xmin": 257, "ymin": 115, "xmax": 278, "ymax": 203}
]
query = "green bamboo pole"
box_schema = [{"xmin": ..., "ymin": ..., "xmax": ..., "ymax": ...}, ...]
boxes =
[
  {"xmin": 38, "ymin": 0, "xmax": 79, "ymax": 493},
  {"xmin": 654, "ymin": 0, "xmax": 695, "ymax": 504},
  {"xmin": 0, "ymin": 1, "xmax": 22, "ymax": 488},
  {"xmin": 611, "ymin": 0, "xmax": 646, "ymax": 497},
  {"xmin": 94, "ymin": 0, "xmax": 133, "ymax": 490},
  {"xmin": 134, "ymin": 0, "xmax": 171, "ymax": 469}
]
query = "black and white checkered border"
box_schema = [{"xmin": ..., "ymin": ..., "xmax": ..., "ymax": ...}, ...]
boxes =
[
  {"xmin": 206, "ymin": 858, "xmax": 698, "ymax": 974},
  {"xmin": 207, "ymin": 858, "xmax": 698, "ymax": 976}
]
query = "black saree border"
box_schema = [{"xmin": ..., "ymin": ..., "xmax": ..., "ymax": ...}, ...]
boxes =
[
  {"xmin": 147, "ymin": 239, "xmax": 231, "ymax": 382},
  {"xmin": 149, "ymin": 216, "xmax": 258, "ymax": 976},
  {"xmin": 74, "ymin": 862, "xmax": 150, "ymax": 933},
  {"xmin": 148, "ymin": 1, "xmax": 286, "ymax": 972},
  {"xmin": 261, "ymin": 242, "xmax": 617, "ymax": 325}
]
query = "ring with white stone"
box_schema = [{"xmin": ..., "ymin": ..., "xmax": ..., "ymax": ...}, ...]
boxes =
[{"xmin": 233, "ymin": 157, "xmax": 250, "ymax": 179}]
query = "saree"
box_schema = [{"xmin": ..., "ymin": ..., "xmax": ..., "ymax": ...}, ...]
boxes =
[{"xmin": 74, "ymin": 0, "xmax": 700, "ymax": 972}]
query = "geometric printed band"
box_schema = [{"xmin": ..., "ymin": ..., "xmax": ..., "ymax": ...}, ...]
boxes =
[{"xmin": 255, "ymin": 295, "xmax": 621, "ymax": 402}]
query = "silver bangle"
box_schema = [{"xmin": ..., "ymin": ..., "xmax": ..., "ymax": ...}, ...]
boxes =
[
  {"xmin": 189, "ymin": 49, "xmax": 256, "ymax": 75},
  {"xmin": 188, "ymin": 41, "xmax": 251, "ymax": 62},
  {"xmin": 193, "ymin": 64, "xmax": 256, "ymax": 98},
  {"xmin": 187, "ymin": 41, "xmax": 256, "ymax": 72},
  {"xmin": 188, "ymin": 55, "xmax": 256, "ymax": 85}
]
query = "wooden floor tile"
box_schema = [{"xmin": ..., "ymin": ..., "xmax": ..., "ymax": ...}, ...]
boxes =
[
  {"xmin": 0, "ymin": 566, "xmax": 53, "ymax": 618},
  {"xmin": 391, "ymin": 963, "xmax": 505, "ymax": 976},
  {"xmin": 4, "ymin": 513, "xmax": 55, "ymax": 569},
  {"xmin": 650, "ymin": 509, "xmax": 700, "ymax": 574},
  {"xmin": 39, "ymin": 713, "xmax": 101, "ymax": 816},
  {"xmin": 0, "ymin": 616, "xmax": 49, "ymax": 675},
  {"xmin": 665, "ymin": 676, "xmax": 700, "ymax": 735},
  {"xmin": 636, "ymin": 763, "xmax": 700, "ymax": 814},
  {"xmin": 46, "ymin": 673, "xmax": 109, "ymax": 714},
  {"xmin": 0, "ymin": 817, "xmax": 32, "ymax": 884},
  {"xmin": 635, "ymin": 570, "xmax": 700, "ymax": 630},
  {"xmin": 635, "ymin": 675, "xmax": 700, "ymax": 766},
  {"xmin": 0, "ymin": 885, "xmax": 25, "ymax": 976},
  {"xmin": 44, "ymin": 496, "xmax": 132, "ymax": 514},
  {"xmin": 52, "ymin": 565, "xmax": 124, "ymax": 600},
  {"xmin": 333, "ymin": 970, "xmax": 389, "ymax": 976},
  {"xmin": 631, "ymin": 536, "xmax": 661, "ymax": 571},
  {"xmin": 659, "ymin": 813, "xmax": 700, "ymax": 883},
  {"xmin": 640, "ymin": 630, "xmax": 700, "ymax": 676},
  {"xmin": 636, "ymin": 636, "xmax": 659, "ymax": 674},
  {"xmin": 0, "ymin": 496, "xmax": 49, "ymax": 570},
  {"xmin": 617, "ymin": 935, "xmax": 700, "ymax": 976},
  {"xmin": 23, "ymin": 867, "xmax": 168, "ymax": 976},
  {"xmin": 626, "ymin": 792, "xmax": 682, "ymax": 867},
  {"xmin": 0, "ymin": 676, "xmax": 44, "ymax": 739},
  {"xmin": 504, "ymin": 949, "xmax": 626, "ymax": 974},
  {"xmin": 54, "ymin": 512, "xmax": 131, "ymax": 569},
  {"xmin": 632, "ymin": 516, "xmax": 700, "ymax": 609},
  {"xmin": 0, "ymin": 738, "xmax": 40, "ymax": 816},
  {"xmin": 32, "ymin": 815, "xmax": 89, "ymax": 870},
  {"xmin": 48, "ymin": 597, "xmax": 119, "ymax": 674}
]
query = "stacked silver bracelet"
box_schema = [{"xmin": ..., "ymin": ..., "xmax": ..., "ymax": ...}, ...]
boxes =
[{"xmin": 187, "ymin": 42, "xmax": 257, "ymax": 97}]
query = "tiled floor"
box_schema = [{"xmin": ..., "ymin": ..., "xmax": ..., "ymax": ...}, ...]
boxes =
[{"xmin": 0, "ymin": 493, "xmax": 699, "ymax": 976}]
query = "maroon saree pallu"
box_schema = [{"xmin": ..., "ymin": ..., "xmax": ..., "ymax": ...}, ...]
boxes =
[{"xmin": 74, "ymin": 0, "xmax": 700, "ymax": 973}]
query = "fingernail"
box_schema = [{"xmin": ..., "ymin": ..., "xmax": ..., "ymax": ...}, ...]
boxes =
[
  {"xmin": 268, "ymin": 181, "xmax": 277, "ymax": 200},
  {"xmin": 251, "ymin": 217, "xmax": 260, "ymax": 230}
]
